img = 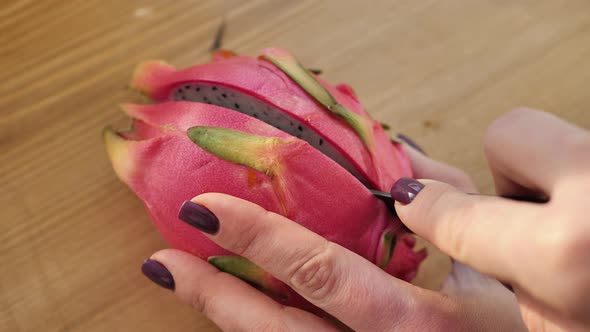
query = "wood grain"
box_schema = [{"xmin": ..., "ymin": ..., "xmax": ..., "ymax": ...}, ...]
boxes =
[{"xmin": 1, "ymin": 1, "xmax": 589, "ymax": 331}]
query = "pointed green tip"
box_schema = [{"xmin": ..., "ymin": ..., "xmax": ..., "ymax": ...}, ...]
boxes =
[
  {"xmin": 187, "ymin": 126, "xmax": 290, "ymax": 175},
  {"xmin": 380, "ymin": 122, "xmax": 391, "ymax": 131},
  {"xmin": 186, "ymin": 126, "xmax": 207, "ymax": 141},
  {"xmin": 130, "ymin": 60, "xmax": 175, "ymax": 95},
  {"xmin": 260, "ymin": 49, "xmax": 337, "ymax": 113},
  {"xmin": 103, "ymin": 126, "xmax": 125, "ymax": 150},
  {"xmin": 378, "ymin": 230, "xmax": 398, "ymax": 269},
  {"xmin": 103, "ymin": 126, "xmax": 136, "ymax": 183},
  {"xmin": 331, "ymin": 104, "xmax": 375, "ymax": 151},
  {"xmin": 208, "ymin": 256, "xmax": 286, "ymax": 300},
  {"xmin": 390, "ymin": 136, "xmax": 403, "ymax": 144},
  {"xmin": 308, "ymin": 68, "xmax": 322, "ymax": 75},
  {"xmin": 208, "ymin": 255, "xmax": 265, "ymax": 279}
]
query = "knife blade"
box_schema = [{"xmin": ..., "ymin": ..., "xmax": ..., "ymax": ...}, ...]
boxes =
[
  {"xmin": 369, "ymin": 189, "xmax": 395, "ymax": 206},
  {"xmin": 369, "ymin": 188, "xmax": 548, "ymax": 221}
]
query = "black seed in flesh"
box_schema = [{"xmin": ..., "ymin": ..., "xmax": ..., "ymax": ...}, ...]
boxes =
[
  {"xmin": 185, "ymin": 85, "xmax": 190, "ymax": 89},
  {"xmin": 212, "ymin": 86, "xmax": 218, "ymax": 90},
  {"xmin": 170, "ymin": 83, "xmax": 367, "ymax": 185}
]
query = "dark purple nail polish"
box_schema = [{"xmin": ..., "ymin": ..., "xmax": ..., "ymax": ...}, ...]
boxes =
[
  {"xmin": 391, "ymin": 177, "xmax": 425, "ymax": 205},
  {"xmin": 141, "ymin": 259, "xmax": 175, "ymax": 290},
  {"xmin": 178, "ymin": 200, "xmax": 219, "ymax": 234},
  {"xmin": 397, "ymin": 133, "xmax": 426, "ymax": 155}
]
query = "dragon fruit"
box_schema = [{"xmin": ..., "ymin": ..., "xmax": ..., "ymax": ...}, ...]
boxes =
[{"xmin": 104, "ymin": 48, "xmax": 426, "ymax": 312}]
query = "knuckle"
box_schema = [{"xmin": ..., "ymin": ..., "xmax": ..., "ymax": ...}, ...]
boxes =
[
  {"xmin": 497, "ymin": 108, "xmax": 538, "ymax": 125},
  {"xmin": 288, "ymin": 242, "xmax": 339, "ymax": 301},
  {"xmin": 532, "ymin": 212, "xmax": 590, "ymax": 315},
  {"xmin": 226, "ymin": 205, "xmax": 278, "ymax": 257},
  {"xmin": 190, "ymin": 290, "xmax": 215, "ymax": 316},
  {"xmin": 547, "ymin": 226, "xmax": 590, "ymax": 272},
  {"xmin": 441, "ymin": 196, "xmax": 478, "ymax": 261},
  {"xmin": 229, "ymin": 221, "xmax": 260, "ymax": 256},
  {"xmin": 553, "ymin": 272, "xmax": 590, "ymax": 318},
  {"xmin": 485, "ymin": 109, "xmax": 523, "ymax": 136},
  {"xmin": 562, "ymin": 131, "xmax": 590, "ymax": 166},
  {"xmin": 484, "ymin": 108, "xmax": 537, "ymax": 150},
  {"xmin": 229, "ymin": 210, "xmax": 274, "ymax": 257}
]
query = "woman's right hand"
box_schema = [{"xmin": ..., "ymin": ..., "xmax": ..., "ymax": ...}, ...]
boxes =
[{"xmin": 393, "ymin": 108, "xmax": 590, "ymax": 331}]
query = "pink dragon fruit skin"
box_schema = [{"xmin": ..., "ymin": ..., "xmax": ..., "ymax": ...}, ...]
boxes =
[{"xmin": 104, "ymin": 48, "xmax": 426, "ymax": 312}]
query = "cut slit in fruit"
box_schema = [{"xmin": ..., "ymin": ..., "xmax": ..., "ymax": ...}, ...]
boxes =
[{"xmin": 171, "ymin": 83, "xmax": 369, "ymax": 186}]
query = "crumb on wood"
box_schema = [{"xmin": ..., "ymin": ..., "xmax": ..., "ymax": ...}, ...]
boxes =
[{"xmin": 422, "ymin": 120, "xmax": 440, "ymax": 130}]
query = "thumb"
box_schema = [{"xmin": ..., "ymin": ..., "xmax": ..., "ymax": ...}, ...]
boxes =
[{"xmin": 391, "ymin": 178, "xmax": 540, "ymax": 283}]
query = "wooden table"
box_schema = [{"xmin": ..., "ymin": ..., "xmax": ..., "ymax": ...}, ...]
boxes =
[{"xmin": 2, "ymin": 1, "xmax": 589, "ymax": 331}]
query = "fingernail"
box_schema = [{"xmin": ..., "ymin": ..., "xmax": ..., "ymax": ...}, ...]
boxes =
[
  {"xmin": 391, "ymin": 177, "xmax": 425, "ymax": 205},
  {"xmin": 178, "ymin": 200, "xmax": 219, "ymax": 234},
  {"xmin": 397, "ymin": 133, "xmax": 426, "ymax": 155},
  {"xmin": 141, "ymin": 259, "xmax": 175, "ymax": 290}
]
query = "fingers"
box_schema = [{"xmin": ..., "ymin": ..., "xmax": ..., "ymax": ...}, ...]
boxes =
[
  {"xmin": 403, "ymin": 145, "xmax": 477, "ymax": 193},
  {"xmin": 441, "ymin": 262, "xmax": 527, "ymax": 331},
  {"xmin": 484, "ymin": 108, "xmax": 590, "ymax": 195},
  {"xmin": 392, "ymin": 179, "xmax": 546, "ymax": 285},
  {"xmin": 398, "ymin": 146, "xmax": 527, "ymax": 327},
  {"xmin": 488, "ymin": 166, "xmax": 546, "ymax": 199},
  {"xmin": 145, "ymin": 249, "xmax": 338, "ymax": 332},
  {"xmin": 179, "ymin": 194, "xmax": 445, "ymax": 331}
]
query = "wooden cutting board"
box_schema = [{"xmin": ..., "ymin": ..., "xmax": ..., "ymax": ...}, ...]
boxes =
[{"xmin": 2, "ymin": 1, "xmax": 589, "ymax": 331}]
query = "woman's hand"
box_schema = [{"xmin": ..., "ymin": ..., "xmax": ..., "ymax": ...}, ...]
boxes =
[
  {"xmin": 393, "ymin": 108, "xmax": 590, "ymax": 331},
  {"xmin": 140, "ymin": 126, "xmax": 530, "ymax": 331},
  {"xmin": 144, "ymin": 193, "xmax": 523, "ymax": 331}
]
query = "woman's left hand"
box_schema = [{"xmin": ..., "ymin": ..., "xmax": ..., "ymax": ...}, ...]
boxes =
[{"xmin": 141, "ymin": 145, "xmax": 526, "ymax": 331}]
